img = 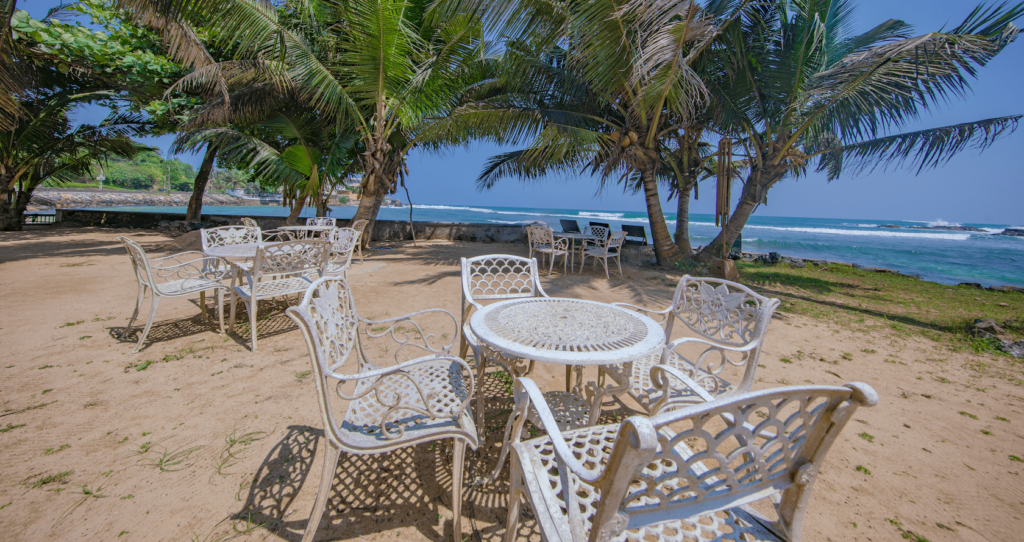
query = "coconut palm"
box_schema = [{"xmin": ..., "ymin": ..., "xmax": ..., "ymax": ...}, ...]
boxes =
[
  {"xmin": 125, "ymin": 0, "xmax": 494, "ymax": 241},
  {"xmin": 692, "ymin": 0, "xmax": 1023, "ymax": 261},
  {"xmin": 427, "ymin": 0, "xmax": 745, "ymax": 265}
]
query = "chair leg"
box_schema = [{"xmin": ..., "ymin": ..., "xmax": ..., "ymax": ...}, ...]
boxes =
[
  {"xmin": 133, "ymin": 295, "xmax": 160, "ymax": 353},
  {"xmin": 123, "ymin": 284, "xmax": 146, "ymax": 339},
  {"xmin": 451, "ymin": 438, "xmax": 467, "ymax": 542},
  {"xmin": 248, "ymin": 298, "xmax": 258, "ymax": 352},
  {"xmin": 616, "ymin": 254, "xmax": 623, "ymax": 277},
  {"xmin": 474, "ymin": 346, "xmax": 487, "ymax": 431},
  {"xmin": 217, "ymin": 289, "xmax": 225, "ymax": 334},
  {"xmin": 547, "ymin": 252, "xmax": 554, "ymax": 276},
  {"xmin": 229, "ymin": 291, "xmax": 238, "ymax": 334},
  {"xmin": 502, "ymin": 452, "xmax": 524, "ymax": 542},
  {"xmin": 602, "ymin": 257, "xmax": 609, "ymax": 279},
  {"xmin": 301, "ymin": 440, "xmax": 342, "ymax": 542},
  {"xmin": 200, "ymin": 290, "xmax": 207, "ymax": 321}
]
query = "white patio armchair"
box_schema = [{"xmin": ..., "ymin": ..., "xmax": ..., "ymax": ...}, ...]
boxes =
[
  {"xmin": 306, "ymin": 217, "xmax": 336, "ymax": 227},
  {"xmin": 498, "ymin": 376, "xmax": 877, "ymax": 542},
  {"xmin": 286, "ymin": 277, "xmax": 478, "ymax": 542},
  {"xmin": 201, "ymin": 225, "xmax": 261, "ymax": 252},
  {"xmin": 459, "ymin": 255, "xmax": 553, "ymax": 428},
  {"xmin": 320, "ymin": 227, "xmax": 360, "ymax": 280},
  {"xmin": 580, "ymin": 230, "xmax": 626, "ymax": 279},
  {"xmin": 239, "ymin": 217, "xmax": 290, "ymax": 242},
  {"xmin": 604, "ymin": 276, "xmax": 781, "ymax": 415},
  {"xmin": 350, "ymin": 219, "xmax": 368, "ymax": 263},
  {"xmin": 526, "ymin": 224, "xmax": 568, "ymax": 276},
  {"xmin": 117, "ymin": 237, "xmax": 231, "ymax": 352},
  {"xmin": 228, "ymin": 240, "xmax": 330, "ymax": 351}
]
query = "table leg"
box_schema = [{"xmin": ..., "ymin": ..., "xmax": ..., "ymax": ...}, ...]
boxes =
[
  {"xmin": 584, "ymin": 362, "xmax": 633, "ymax": 425},
  {"xmin": 200, "ymin": 291, "xmax": 207, "ymax": 321}
]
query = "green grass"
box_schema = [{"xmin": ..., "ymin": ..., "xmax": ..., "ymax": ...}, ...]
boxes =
[
  {"xmin": 24, "ymin": 470, "xmax": 74, "ymax": 489},
  {"xmin": 858, "ymin": 432, "xmax": 874, "ymax": 443},
  {"xmin": 855, "ymin": 465, "xmax": 871, "ymax": 475},
  {"xmin": 0, "ymin": 423, "xmax": 26, "ymax": 434},
  {"xmin": 959, "ymin": 411, "xmax": 978, "ymax": 420},
  {"xmin": 44, "ymin": 444, "xmax": 70, "ymax": 456}
]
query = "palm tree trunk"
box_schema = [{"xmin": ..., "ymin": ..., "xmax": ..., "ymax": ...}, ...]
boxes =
[
  {"xmin": 285, "ymin": 192, "xmax": 307, "ymax": 225},
  {"xmin": 0, "ymin": 172, "xmax": 19, "ymax": 231},
  {"xmin": 351, "ymin": 190, "xmax": 385, "ymax": 247},
  {"xmin": 674, "ymin": 179, "xmax": 695, "ymax": 255},
  {"xmin": 694, "ymin": 166, "xmax": 785, "ymax": 262},
  {"xmin": 185, "ymin": 145, "xmax": 217, "ymax": 223},
  {"xmin": 639, "ymin": 159, "xmax": 682, "ymax": 267}
]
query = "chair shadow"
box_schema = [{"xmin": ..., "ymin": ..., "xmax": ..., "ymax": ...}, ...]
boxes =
[
  {"xmin": 231, "ymin": 369, "xmax": 555, "ymax": 542},
  {"xmin": 109, "ymin": 312, "xmax": 223, "ymax": 351}
]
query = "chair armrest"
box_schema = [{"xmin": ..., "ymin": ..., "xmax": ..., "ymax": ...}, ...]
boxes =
[
  {"xmin": 515, "ymin": 378, "xmax": 607, "ymax": 483},
  {"xmin": 665, "ymin": 335, "xmax": 759, "ymax": 353},
  {"xmin": 262, "ymin": 229, "xmax": 292, "ymax": 242},
  {"xmin": 151, "ymin": 254, "xmax": 233, "ymax": 282},
  {"xmin": 649, "ymin": 364, "xmax": 716, "ymax": 403},
  {"xmin": 612, "ymin": 302, "xmax": 671, "ymax": 327},
  {"xmin": 362, "ymin": 308, "xmax": 459, "ymax": 360}
]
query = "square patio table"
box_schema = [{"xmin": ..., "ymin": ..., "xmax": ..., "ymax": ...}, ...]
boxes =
[{"xmin": 553, "ymin": 231, "xmax": 599, "ymax": 272}]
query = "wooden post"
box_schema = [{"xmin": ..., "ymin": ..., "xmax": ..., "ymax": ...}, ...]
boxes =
[{"xmin": 712, "ymin": 138, "xmax": 739, "ymax": 280}]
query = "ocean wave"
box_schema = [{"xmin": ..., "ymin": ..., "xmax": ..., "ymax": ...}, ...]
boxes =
[
  {"xmin": 413, "ymin": 204, "xmax": 496, "ymax": 213},
  {"xmin": 927, "ymin": 219, "xmax": 962, "ymax": 227},
  {"xmin": 578, "ymin": 211, "xmax": 624, "ymax": 219},
  {"xmin": 740, "ymin": 224, "xmax": 972, "ymax": 240}
]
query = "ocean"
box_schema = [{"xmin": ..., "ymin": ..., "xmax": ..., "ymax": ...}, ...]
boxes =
[{"xmin": 92, "ymin": 203, "xmax": 1024, "ymax": 287}]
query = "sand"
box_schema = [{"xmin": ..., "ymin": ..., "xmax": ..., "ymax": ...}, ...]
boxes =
[{"xmin": 0, "ymin": 228, "xmax": 1022, "ymax": 542}]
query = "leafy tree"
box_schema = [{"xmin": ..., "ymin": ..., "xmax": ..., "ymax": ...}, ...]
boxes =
[{"xmin": 692, "ymin": 0, "xmax": 1023, "ymax": 261}]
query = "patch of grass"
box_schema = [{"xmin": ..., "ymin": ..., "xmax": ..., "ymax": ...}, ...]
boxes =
[
  {"xmin": 41, "ymin": 389, "xmax": 53, "ymax": 395},
  {"xmin": 996, "ymin": 416, "xmax": 1010, "ymax": 422},
  {"xmin": 841, "ymin": 352, "xmax": 853, "ymax": 361},
  {"xmin": 120, "ymin": 494, "xmax": 134, "ymax": 500},
  {"xmin": 855, "ymin": 465, "xmax": 871, "ymax": 475},
  {"xmin": 982, "ymin": 430, "xmax": 992, "ymax": 435},
  {"xmin": 78, "ymin": 335, "xmax": 92, "ymax": 340},
  {"xmin": 56, "ymin": 483, "xmax": 108, "ymax": 526},
  {"xmin": 780, "ymin": 357, "xmax": 793, "ymax": 364},
  {"xmin": 0, "ymin": 502, "xmax": 10, "ymax": 510},
  {"xmin": 293, "ymin": 369, "xmax": 312, "ymax": 381},
  {"xmin": 38, "ymin": 364, "xmax": 54, "ymax": 370},
  {"xmin": 959, "ymin": 411, "xmax": 978, "ymax": 420},
  {"xmin": 861, "ymin": 348, "xmax": 877, "ymax": 354},
  {"xmin": 118, "ymin": 531, "xmax": 129, "ymax": 538},
  {"xmin": 216, "ymin": 429, "xmax": 268, "ymax": 476},
  {"xmin": 1010, "ymin": 455, "xmax": 1023, "ymax": 463},
  {"xmin": 44, "ymin": 444, "xmax": 70, "ymax": 456},
  {"xmin": 59, "ymin": 320, "xmax": 85, "ymax": 328},
  {"xmin": 24, "ymin": 470, "xmax": 74, "ymax": 489},
  {"xmin": 138, "ymin": 444, "xmax": 204, "ymax": 472},
  {"xmin": 1, "ymin": 423, "xmax": 26, "ymax": 434},
  {"xmin": 858, "ymin": 432, "xmax": 874, "ymax": 443}
]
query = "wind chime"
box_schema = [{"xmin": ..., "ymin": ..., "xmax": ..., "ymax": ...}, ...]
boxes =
[{"xmin": 711, "ymin": 137, "xmax": 739, "ymax": 280}]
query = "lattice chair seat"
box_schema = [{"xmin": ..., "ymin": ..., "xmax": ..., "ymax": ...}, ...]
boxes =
[
  {"xmin": 526, "ymin": 224, "xmax": 568, "ymax": 276},
  {"xmin": 286, "ymin": 277, "xmax": 477, "ymax": 542},
  {"xmin": 498, "ymin": 377, "xmax": 878, "ymax": 542}
]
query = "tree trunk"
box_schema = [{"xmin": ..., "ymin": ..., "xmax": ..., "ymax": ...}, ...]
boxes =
[
  {"xmin": 674, "ymin": 179, "xmax": 695, "ymax": 255},
  {"xmin": 639, "ymin": 158, "xmax": 682, "ymax": 267},
  {"xmin": 314, "ymin": 189, "xmax": 328, "ymax": 217},
  {"xmin": 694, "ymin": 165, "xmax": 786, "ymax": 262},
  {"xmin": 350, "ymin": 191, "xmax": 385, "ymax": 247},
  {"xmin": 285, "ymin": 192, "xmax": 307, "ymax": 225},
  {"xmin": 185, "ymin": 145, "xmax": 217, "ymax": 223},
  {"xmin": 0, "ymin": 182, "xmax": 33, "ymax": 232}
]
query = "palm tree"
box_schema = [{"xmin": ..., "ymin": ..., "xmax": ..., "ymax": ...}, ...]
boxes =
[
  {"xmin": 693, "ymin": 0, "xmax": 1023, "ymax": 261},
  {"xmin": 427, "ymin": 0, "xmax": 744, "ymax": 266},
  {"xmin": 126, "ymin": 0, "xmax": 493, "ymax": 242}
]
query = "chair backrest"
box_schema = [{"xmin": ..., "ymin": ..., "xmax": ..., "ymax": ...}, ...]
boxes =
[
  {"xmin": 621, "ymin": 225, "xmax": 647, "ymax": 245},
  {"xmin": 118, "ymin": 236, "xmax": 156, "ymax": 288},
  {"xmin": 240, "ymin": 217, "xmax": 259, "ymax": 229},
  {"xmin": 582, "ymin": 382, "xmax": 877, "ymax": 542},
  {"xmin": 589, "ymin": 221, "xmax": 611, "ymax": 230},
  {"xmin": 584, "ymin": 225, "xmax": 609, "ymax": 242},
  {"xmin": 559, "ymin": 219, "xmax": 581, "ymax": 233},
  {"xmin": 350, "ymin": 219, "xmax": 368, "ymax": 234},
  {"xmin": 461, "ymin": 255, "xmax": 547, "ymax": 323},
  {"xmin": 250, "ymin": 240, "xmax": 330, "ymax": 282},
  {"xmin": 306, "ymin": 217, "xmax": 336, "ymax": 227},
  {"xmin": 201, "ymin": 226, "xmax": 261, "ymax": 251},
  {"xmin": 326, "ymin": 227, "xmax": 360, "ymax": 272},
  {"xmin": 606, "ymin": 230, "xmax": 626, "ymax": 252},
  {"xmin": 525, "ymin": 223, "xmax": 554, "ymax": 249},
  {"xmin": 667, "ymin": 275, "xmax": 779, "ymax": 347}
]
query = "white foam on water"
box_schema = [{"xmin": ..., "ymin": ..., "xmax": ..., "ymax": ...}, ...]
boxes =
[
  {"xmin": 578, "ymin": 211, "xmax": 625, "ymax": 219},
  {"xmin": 927, "ymin": 219, "xmax": 962, "ymax": 227},
  {"xmin": 739, "ymin": 224, "xmax": 972, "ymax": 240},
  {"xmin": 413, "ymin": 204, "xmax": 496, "ymax": 213}
]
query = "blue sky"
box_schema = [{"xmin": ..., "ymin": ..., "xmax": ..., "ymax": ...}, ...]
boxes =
[{"xmin": 23, "ymin": 0, "xmax": 1024, "ymax": 225}]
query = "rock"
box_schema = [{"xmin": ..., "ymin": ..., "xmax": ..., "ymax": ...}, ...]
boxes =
[
  {"xmin": 970, "ymin": 318, "xmax": 1005, "ymax": 338},
  {"xmin": 997, "ymin": 228, "xmax": 1024, "ymax": 237},
  {"xmin": 900, "ymin": 273, "xmax": 922, "ymax": 280},
  {"xmin": 768, "ymin": 252, "xmax": 781, "ymax": 264},
  {"xmin": 988, "ymin": 285, "xmax": 1024, "ymax": 294},
  {"xmin": 727, "ymin": 251, "xmax": 742, "ymax": 260},
  {"xmin": 958, "ymin": 282, "xmax": 984, "ymax": 289},
  {"xmin": 1000, "ymin": 340, "xmax": 1024, "ymax": 359},
  {"xmin": 782, "ymin": 256, "xmax": 805, "ymax": 268}
]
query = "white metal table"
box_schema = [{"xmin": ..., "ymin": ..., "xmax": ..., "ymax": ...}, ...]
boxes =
[
  {"xmin": 553, "ymin": 231, "xmax": 599, "ymax": 272},
  {"xmin": 470, "ymin": 297, "xmax": 664, "ymax": 423},
  {"xmin": 278, "ymin": 225, "xmax": 334, "ymax": 240},
  {"xmin": 203, "ymin": 242, "xmax": 264, "ymax": 259}
]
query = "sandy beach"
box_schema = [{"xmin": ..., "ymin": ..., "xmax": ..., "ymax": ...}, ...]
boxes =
[{"xmin": 1, "ymin": 228, "xmax": 1022, "ymax": 542}]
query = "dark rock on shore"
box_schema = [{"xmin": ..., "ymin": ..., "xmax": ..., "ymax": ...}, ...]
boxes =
[
  {"xmin": 998, "ymin": 228, "xmax": 1024, "ymax": 237},
  {"xmin": 970, "ymin": 319, "xmax": 1005, "ymax": 338},
  {"xmin": 958, "ymin": 282, "xmax": 984, "ymax": 289}
]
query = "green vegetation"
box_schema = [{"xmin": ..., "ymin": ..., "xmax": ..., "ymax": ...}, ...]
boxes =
[{"xmin": 92, "ymin": 151, "xmax": 196, "ymax": 191}]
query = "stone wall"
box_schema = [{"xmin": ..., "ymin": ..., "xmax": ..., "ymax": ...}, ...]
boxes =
[{"xmin": 31, "ymin": 188, "xmax": 264, "ymax": 209}]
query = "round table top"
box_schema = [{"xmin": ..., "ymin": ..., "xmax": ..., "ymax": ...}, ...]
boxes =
[
  {"xmin": 278, "ymin": 225, "xmax": 335, "ymax": 230},
  {"xmin": 469, "ymin": 297, "xmax": 665, "ymax": 366},
  {"xmin": 203, "ymin": 243, "xmax": 263, "ymax": 259},
  {"xmin": 553, "ymin": 231, "xmax": 599, "ymax": 239}
]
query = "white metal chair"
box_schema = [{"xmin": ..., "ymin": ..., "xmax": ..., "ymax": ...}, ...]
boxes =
[
  {"xmin": 118, "ymin": 237, "xmax": 231, "ymax": 352},
  {"xmin": 240, "ymin": 217, "xmax": 259, "ymax": 229},
  {"xmin": 351, "ymin": 218, "xmax": 368, "ymax": 264},
  {"xmin": 285, "ymin": 277, "xmax": 478, "ymax": 542},
  {"xmin": 228, "ymin": 240, "xmax": 330, "ymax": 351},
  {"xmin": 459, "ymin": 255, "xmax": 551, "ymax": 428},
  {"xmin": 306, "ymin": 217, "xmax": 336, "ymax": 227},
  {"xmin": 320, "ymin": 227, "xmax": 360, "ymax": 280},
  {"xmin": 200, "ymin": 225, "xmax": 261, "ymax": 253},
  {"xmin": 499, "ymin": 377, "xmax": 877, "ymax": 542},
  {"xmin": 606, "ymin": 276, "xmax": 781, "ymax": 416},
  {"xmin": 580, "ymin": 230, "xmax": 626, "ymax": 279},
  {"xmin": 526, "ymin": 224, "xmax": 568, "ymax": 276}
]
